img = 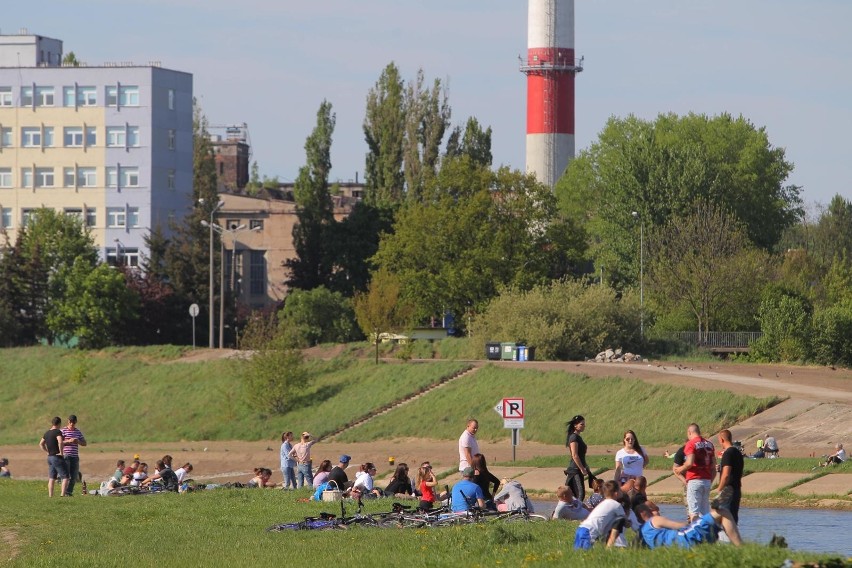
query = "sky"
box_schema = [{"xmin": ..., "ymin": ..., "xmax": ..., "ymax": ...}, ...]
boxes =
[{"xmin": 6, "ymin": 0, "xmax": 850, "ymax": 209}]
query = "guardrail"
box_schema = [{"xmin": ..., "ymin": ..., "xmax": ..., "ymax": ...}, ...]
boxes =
[{"xmin": 661, "ymin": 331, "xmax": 762, "ymax": 351}]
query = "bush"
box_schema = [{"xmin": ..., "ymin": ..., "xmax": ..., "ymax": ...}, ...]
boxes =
[
  {"xmin": 473, "ymin": 279, "xmax": 641, "ymax": 360},
  {"xmin": 278, "ymin": 286, "xmax": 363, "ymax": 347},
  {"xmin": 811, "ymin": 304, "xmax": 852, "ymax": 366},
  {"xmin": 751, "ymin": 287, "xmax": 811, "ymax": 362}
]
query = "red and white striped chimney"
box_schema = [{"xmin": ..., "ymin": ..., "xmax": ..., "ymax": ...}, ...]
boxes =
[{"xmin": 521, "ymin": 0, "xmax": 582, "ymax": 188}]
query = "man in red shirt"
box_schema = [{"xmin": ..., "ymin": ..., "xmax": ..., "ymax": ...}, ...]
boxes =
[{"xmin": 673, "ymin": 423, "xmax": 715, "ymax": 521}]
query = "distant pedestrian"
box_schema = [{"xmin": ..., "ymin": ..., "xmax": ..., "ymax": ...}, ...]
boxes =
[
  {"xmin": 288, "ymin": 431, "xmax": 316, "ymax": 488},
  {"xmin": 564, "ymin": 414, "xmax": 590, "ymax": 502},
  {"xmin": 674, "ymin": 423, "xmax": 715, "ymax": 521},
  {"xmin": 715, "ymin": 429, "xmax": 744, "ymax": 523},
  {"xmin": 458, "ymin": 419, "xmax": 480, "ymax": 472},
  {"xmin": 61, "ymin": 414, "xmax": 87, "ymax": 496},
  {"xmin": 39, "ymin": 416, "xmax": 69, "ymax": 497},
  {"xmin": 280, "ymin": 431, "xmax": 296, "ymax": 489}
]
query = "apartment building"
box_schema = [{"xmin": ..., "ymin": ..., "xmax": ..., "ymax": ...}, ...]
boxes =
[{"xmin": 0, "ymin": 32, "xmax": 193, "ymax": 266}]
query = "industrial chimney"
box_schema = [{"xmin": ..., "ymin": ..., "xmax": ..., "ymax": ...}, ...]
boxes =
[{"xmin": 520, "ymin": 0, "xmax": 583, "ymax": 188}]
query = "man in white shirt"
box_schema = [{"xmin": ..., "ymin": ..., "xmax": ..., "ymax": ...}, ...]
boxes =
[{"xmin": 458, "ymin": 419, "xmax": 480, "ymax": 472}]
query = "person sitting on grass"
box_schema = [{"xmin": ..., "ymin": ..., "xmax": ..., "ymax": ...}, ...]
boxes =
[
  {"xmin": 130, "ymin": 463, "xmax": 148, "ymax": 487},
  {"xmin": 248, "ymin": 467, "xmax": 275, "ymax": 488},
  {"xmin": 384, "ymin": 463, "xmax": 415, "ymax": 498},
  {"xmin": 451, "ymin": 467, "xmax": 485, "ymax": 513},
  {"xmin": 552, "ymin": 485, "xmax": 589, "ymax": 521},
  {"xmin": 416, "ymin": 462, "xmax": 438, "ymax": 510},
  {"xmin": 493, "ymin": 478, "xmax": 534, "ymax": 513},
  {"xmin": 573, "ymin": 480, "xmax": 626, "ymax": 549},
  {"xmin": 471, "ymin": 453, "xmax": 500, "ymax": 510},
  {"xmin": 0, "ymin": 457, "xmax": 10, "ymax": 477},
  {"xmin": 143, "ymin": 459, "xmax": 179, "ymax": 491},
  {"xmin": 634, "ymin": 499, "xmax": 742, "ymax": 548},
  {"xmin": 174, "ymin": 463, "xmax": 193, "ymax": 483},
  {"xmin": 823, "ymin": 443, "xmax": 846, "ymax": 466},
  {"xmin": 313, "ymin": 459, "xmax": 333, "ymax": 488},
  {"xmin": 585, "ymin": 478, "xmax": 605, "ymax": 509},
  {"xmin": 351, "ymin": 462, "xmax": 383, "ymax": 499}
]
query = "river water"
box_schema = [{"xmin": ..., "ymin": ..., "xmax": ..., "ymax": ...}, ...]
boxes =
[{"xmin": 532, "ymin": 501, "xmax": 852, "ymax": 556}]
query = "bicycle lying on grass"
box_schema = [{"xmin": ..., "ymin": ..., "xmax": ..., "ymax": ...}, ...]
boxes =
[{"xmin": 266, "ymin": 498, "xmax": 410, "ymax": 532}]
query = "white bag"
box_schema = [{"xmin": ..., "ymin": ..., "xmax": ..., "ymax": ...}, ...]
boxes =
[{"xmin": 321, "ymin": 480, "xmax": 343, "ymax": 502}]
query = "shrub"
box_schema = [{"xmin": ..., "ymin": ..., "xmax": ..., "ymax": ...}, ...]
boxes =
[
  {"xmin": 751, "ymin": 287, "xmax": 811, "ymax": 362},
  {"xmin": 278, "ymin": 286, "xmax": 362, "ymax": 347},
  {"xmin": 811, "ymin": 304, "xmax": 852, "ymax": 366}
]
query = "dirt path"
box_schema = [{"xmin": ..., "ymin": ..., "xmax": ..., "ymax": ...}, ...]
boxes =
[{"xmin": 3, "ymin": 354, "xmax": 850, "ymax": 484}]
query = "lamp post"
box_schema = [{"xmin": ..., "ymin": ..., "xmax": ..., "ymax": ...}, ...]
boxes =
[
  {"xmin": 207, "ymin": 200, "xmax": 225, "ymax": 348},
  {"xmin": 631, "ymin": 211, "xmax": 644, "ymax": 339}
]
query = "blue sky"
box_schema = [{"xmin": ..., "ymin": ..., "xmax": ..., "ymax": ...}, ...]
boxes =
[{"xmin": 7, "ymin": 0, "xmax": 850, "ymax": 208}]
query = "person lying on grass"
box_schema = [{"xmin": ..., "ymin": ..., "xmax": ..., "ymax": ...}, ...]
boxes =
[{"xmin": 634, "ymin": 500, "xmax": 742, "ymax": 549}]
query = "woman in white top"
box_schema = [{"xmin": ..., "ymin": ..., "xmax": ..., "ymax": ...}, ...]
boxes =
[
  {"xmin": 352, "ymin": 462, "xmax": 382, "ymax": 498},
  {"xmin": 613, "ymin": 430, "xmax": 648, "ymax": 487},
  {"xmin": 130, "ymin": 463, "xmax": 148, "ymax": 487}
]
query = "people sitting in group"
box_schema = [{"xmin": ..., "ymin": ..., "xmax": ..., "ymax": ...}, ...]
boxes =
[
  {"xmin": 493, "ymin": 478, "xmax": 534, "ymax": 513},
  {"xmin": 471, "ymin": 453, "xmax": 500, "ymax": 510},
  {"xmin": 313, "ymin": 459, "xmax": 333, "ymax": 488},
  {"xmin": 248, "ymin": 467, "xmax": 275, "ymax": 488},
  {"xmin": 573, "ymin": 480, "xmax": 627, "ymax": 549},
  {"xmin": 130, "ymin": 462, "xmax": 149, "ymax": 487},
  {"xmin": 634, "ymin": 499, "xmax": 742, "ymax": 548},
  {"xmin": 327, "ymin": 455, "xmax": 352, "ymax": 490},
  {"xmin": 174, "ymin": 463, "xmax": 193, "ymax": 483},
  {"xmin": 143, "ymin": 459, "xmax": 179, "ymax": 491},
  {"xmin": 384, "ymin": 463, "xmax": 415, "ymax": 497},
  {"xmin": 416, "ymin": 462, "xmax": 438, "ymax": 510},
  {"xmin": 823, "ymin": 443, "xmax": 846, "ymax": 466},
  {"xmin": 451, "ymin": 467, "xmax": 485, "ymax": 512},
  {"xmin": 553, "ymin": 485, "xmax": 589, "ymax": 521},
  {"xmin": 351, "ymin": 462, "xmax": 382, "ymax": 498}
]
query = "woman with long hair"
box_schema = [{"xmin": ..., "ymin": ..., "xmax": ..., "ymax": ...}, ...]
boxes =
[
  {"xmin": 613, "ymin": 429, "xmax": 649, "ymax": 488},
  {"xmin": 471, "ymin": 453, "xmax": 500, "ymax": 510},
  {"xmin": 384, "ymin": 463, "xmax": 413, "ymax": 496},
  {"xmin": 415, "ymin": 462, "xmax": 438, "ymax": 510},
  {"xmin": 564, "ymin": 415, "xmax": 590, "ymax": 502},
  {"xmin": 312, "ymin": 459, "xmax": 333, "ymax": 488}
]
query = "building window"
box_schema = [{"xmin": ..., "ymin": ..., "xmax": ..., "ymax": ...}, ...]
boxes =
[
  {"xmin": 128, "ymin": 126, "xmax": 140, "ymax": 147},
  {"xmin": 35, "ymin": 167, "xmax": 55, "ymax": 188},
  {"xmin": 107, "ymin": 207, "xmax": 126, "ymax": 228},
  {"xmin": 0, "ymin": 87, "xmax": 12, "ymax": 106},
  {"xmin": 22, "ymin": 127, "xmax": 41, "ymax": 147},
  {"xmin": 128, "ymin": 207, "xmax": 140, "ymax": 227},
  {"xmin": 249, "ymin": 250, "xmax": 265, "ymax": 296},
  {"xmin": 64, "ymin": 127, "xmax": 84, "ymax": 147},
  {"xmin": 77, "ymin": 167, "xmax": 96, "ymax": 187},
  {"xmin": 0, "ymin": 167, "xmax": 11, "ymax": 187},
  {"xmin": 43, "ymin": 127, "xmax": 55, "ymax": 147},
  {"xmin": 0, "ymin": 127, "xmax": 11, "ymax": 147},
  {"xmin": 21, "ymin": 87, "xmax": 33, "ymax": 107},
  {"xmin": 167, "ymin": 169, "xmax": 175, "ymax": 189},
  {"xmin": 1, "ymin": 208, "xmax": 12, "ymax": 228},
  {"xmin": 86, "ymin": 126, "xmax": 97, "ymax": 147},
  {"xmin": 106, "ymin": 167, "xmax": 117, "ymax": 187},
  {"xmin": 22, "ymin": 208, "xmax": 34, "ymax": 227},
  {"xmin": 108, "ymin": 247, "xmax": 139, "ymax": 267},
  {"xmin": 249, "ymin": 219, "xmax": 264, "ymax": 231},
  {"xmin": 106, "ymin": 127, "xmax": 126, "ymax": 147},
  {"xmin": 123, "ymin": 167, "xmax": 139, "ymax": 187},
  {"xmin": 78, "ymin": 86, "xmax": 97, "ymax": 106},
  {"xmin": 21, "ymin": 168, "xmax": 33, "ymax": 188},
  {"xmin": 105, "ymin": 86, "xmax": 117, "ymax": 106},
  {"xmin": 63, "ymin": 86, "xmax": 75, "ymax": 107},
  {"xmin": 64, "ymin": 208, "xmax": 83, "ymax": 220},
  {"xmin": 63, "ymin": 167, "xmax": 75, "ymax": 187},
  {"xmin": 85, "ymin": 208, "xmax": 97, "ymax": 227},
  {"xmin": 107, "ymin": 86, "xmax": 139, "ymax": 107},
  {"xmin": 168, "ymin": 89, "xmax": 175, "ymax": 110},
  {"xmin": 168, "ymin": 129, "xmax": 175, "ymax": 150},
  {"xmin": 35, "ymin": 87, "xmax": 55, "ymax": 107}
]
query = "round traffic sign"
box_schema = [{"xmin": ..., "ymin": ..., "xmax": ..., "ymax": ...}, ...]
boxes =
[{"xmin": 189, "ymin": 303, "xmax": 200, "ymax": 317}]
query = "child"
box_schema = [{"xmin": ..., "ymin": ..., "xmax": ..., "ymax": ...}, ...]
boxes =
[
  {"xmin": 585, "ymin": 478, "xmax": 605, "ymax": 509},
  {"xmin": 552, "ymin": 485, "xmax": 588, "ymax": 521},
  {"xmin": 574, "ymin": 480, "xmax": 626, "ymax": 549}
]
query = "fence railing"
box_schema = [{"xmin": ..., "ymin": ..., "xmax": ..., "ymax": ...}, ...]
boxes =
[{"xmin": 660, "ymin": 331, "xmax": 762, "ymax": 349}]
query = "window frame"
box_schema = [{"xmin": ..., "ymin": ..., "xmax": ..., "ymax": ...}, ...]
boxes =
[
  {"xmin": 107, "ymin": 207, "xmax": 126, "ymax": 228},
  {"xmin": 0, "ymin": 167, "xmax": 12, "ymax": 188},
  {"xmin": 64, "ymin": 126, "xmax": 84, "ymax": 147}
]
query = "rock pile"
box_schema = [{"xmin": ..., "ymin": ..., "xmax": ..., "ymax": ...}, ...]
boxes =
[{"xmin": 591, "ymin": 348, "xmax": 642, "ymax": 363}]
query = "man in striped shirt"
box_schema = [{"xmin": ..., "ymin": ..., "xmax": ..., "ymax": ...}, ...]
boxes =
[{"xmin": 62, "ymin": 415, "xmax": 87, "ymax": 496}]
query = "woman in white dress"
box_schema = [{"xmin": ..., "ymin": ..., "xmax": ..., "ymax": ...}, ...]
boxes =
[{"xmin": 613, "ymin": 430, "xmax": 648, "ymax": 488}]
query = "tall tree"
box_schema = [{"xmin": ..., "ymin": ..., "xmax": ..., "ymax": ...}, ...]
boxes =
[
  {"xmin": 286, "ymin": 100, "xmax": 337, "ymax": 290},
  {"xmin": 403, "ymin": 70, "xmax": 451, "ymax": 201},
  {"xmin": 445, "ymin": 117, "xmax": 493, "ymax": 168},
  {"xmin": 363, "ymin": 62, "xmax": 406, "ymax": 208},
  {"xmin": 556, "ymin": 112, "xmax": 802, "ymax": 286}
]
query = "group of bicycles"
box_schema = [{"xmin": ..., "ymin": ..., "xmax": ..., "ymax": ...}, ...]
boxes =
[{"xmin": 266, "ymin": 497, "xmax": 548, "ymax": 532}]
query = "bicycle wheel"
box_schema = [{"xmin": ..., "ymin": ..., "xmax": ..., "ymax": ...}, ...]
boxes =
[
  {"xmin": 502, "ymin": 513, "xmax": 548, "ymax": 523},
  {"xmin": 266, "ymin": 522, "xmax": 304, "ymax": 532},
  {"xmin": 431, "ymin": 514, "xmax": 475, "ymax": 527}
]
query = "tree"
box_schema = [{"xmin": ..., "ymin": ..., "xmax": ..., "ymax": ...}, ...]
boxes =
[
  {"xmin": 751, "ymin": 287, "xmax": 812, "ymax": 362},
  {"xmin": 556, "ymin": 112, "xmax": 802, "ymax": 287},
  {"xmin": 277, "ymin": 286, "xmax": 361, "ymax": 347},
  {"xmin": 403, "ymin": 70, "xmax": 451, "ymax": 201},
  {"xmin": 353, "ymin": 268, "xmax": 415, "ymax": 363},
  {"xmin": 285, "ymin": 100, "xmax": 337, "ymax": 291},
  {"xmin": 62, "ymin": 51, "xmax": 80, "ymax": 66},
  {"xmin": 445, "ymin": 117, "xmax": 493, "ymax": 167},
  {"xmin": 647, "ymin": 202, "xmax": 771, "ymax": 340},
  {"xmin": 811, "ymin": 194, "xmax": 852, "ymax": 268},
  {"xmin": 363, "ymin": 62, "xmax": 406, "ymax": 208}
]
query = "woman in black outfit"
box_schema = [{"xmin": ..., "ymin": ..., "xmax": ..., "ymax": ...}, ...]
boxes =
[
  {"xmin": 564, "ymin": 414, "xmax": 590, "ymax": 502},
  {"xmin": 471, "ymin": 453, "xmax": 501, "ymax": 510}
]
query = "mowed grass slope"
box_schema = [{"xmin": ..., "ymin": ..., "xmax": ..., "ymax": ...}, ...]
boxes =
[
  {"xmin": 1, "ymin": 480, "xmax": 844, "ymax": 567},
  {"xmin": 0, "ymin": 346, "xmax": 467, "ymax": 444},
  {"xmin": 337, "ymin": 365, "xmax": 781, "ymax": 445}
]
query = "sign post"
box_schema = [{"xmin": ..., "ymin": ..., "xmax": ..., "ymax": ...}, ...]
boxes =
[
  {"xmin": 189, "ymin": 303, "xmax": 200, "ymax": 348},
  {"xmin": 495, "ymin": 397, "xmax": 525, "ymax": 462}
]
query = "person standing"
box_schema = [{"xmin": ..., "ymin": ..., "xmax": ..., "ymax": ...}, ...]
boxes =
[
  {"xmin": 564, "ymin": 415, "xmax": 590, "ymax": 502},
  {"xmin": 674, "ymin": 423, "xmax": 715, "ymax": 521},
  {"xmin": 458, "ymin": 419, "xmax": 480, "ymax": 472},
  {"xmin": 61, "ymin": 414, "xmax": 87, "ymax": 496},
  {"xmin": 279, "ymin": 431, "xmax": 296, "ymax": 489},
  {"xmin": 39, "ymin": 416, "xmax": 69, "ymax": 497},
  {"xmin": 715, "ymin": 429, "xmax": 744, "ymax": 523},
  {"xmin": 288, "ymin": 431, "xmax": 316, "ymax": 488}
]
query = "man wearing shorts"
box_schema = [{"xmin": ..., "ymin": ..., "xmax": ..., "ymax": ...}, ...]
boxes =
[
  {"xmin": 39, "ymin": 416, "xmax": 69, "ymax": 497},
  {"xmin": 674, "ymin": 423, "xmax": 715, "ymax": 521},
  {"xmin": 635, "ymin": 501, "xmax": 742, "ymax": 548}
]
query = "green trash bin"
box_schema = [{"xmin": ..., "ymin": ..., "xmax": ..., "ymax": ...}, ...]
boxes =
[{"xmin": 500, "ymin": 342, "xmax": 516, "ymax": 361}]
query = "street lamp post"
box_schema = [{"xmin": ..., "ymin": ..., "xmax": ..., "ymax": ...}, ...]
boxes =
[
  {"xmin": 631, "ymin": 211, "xmax": 644, "ymax": 339},
  {"xmin": 207, "ymin": 200, "xmax": 225, "ymax": 348}
]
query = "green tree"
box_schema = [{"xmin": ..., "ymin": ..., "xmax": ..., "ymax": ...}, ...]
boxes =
[
  {"xmin": 445, "ymin": 117, "xmax": 493, "ymax": 167},
  {"xmin": 363, "ymin": 62, "xmax": 406, "ymax": 208},
  {"xmin": 46, "ymin": 259, "xmax": 139, "ymax": 348},
  {"xmin": 403, "ymin": 70, "xmax": 451, "ymax": 201},
  {"xmin": 648, "ymin": 202, "xmax": 771, "ymax": 339},
  {"xmin": 62, "ymin": 51, "xmax": 80, "ymax": 66},
  {"xmin": 286, "ymin": 100, "xmax": 337, "ymax": 291},
  {"xmin": 751, "ymin": 287, "xmax": 812, "ymax": 362},
  {"xmin": 811, "ymin": 194, "xmax": 852, "ymax": 268},
  {"xmin": 353, "ymin": 268, "xmax": 415, "ymax": 363},
  {"xmin": 556, "ymin": 112, "xmax": 802, "ymax": 286},
  {"xmin": 277, "ymin": 286, "xmax": 361, "ymax": 347}
]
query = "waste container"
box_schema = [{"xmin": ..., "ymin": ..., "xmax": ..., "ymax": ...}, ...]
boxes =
[
  {"xmin": 485, "ymin": 342, "xmax": 501, "ymax": 361},
  {"xmin": 526, "ymin": 346, "xmax": 536, "ymax": 361},
  {"xmin": 516, "ymin": 345, "xmax": 527, "ymax": 361},
  {"xmin": 500, "ymin": 342, "xmax": 516, "ymax": 361}
]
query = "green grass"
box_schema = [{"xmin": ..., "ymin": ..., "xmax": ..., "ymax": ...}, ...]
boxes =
[
  {"xmin": 0, "ymin": 479, "xmax": 844, "ymax": 567},
  {"xmin": 337, "ymin": 365, "xmax": 780, "ymax": 445}
]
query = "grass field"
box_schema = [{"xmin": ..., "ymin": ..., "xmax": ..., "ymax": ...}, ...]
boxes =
[{"xmin": 0, "ymin": 479, "xmax": 845, "ymax": 567}]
